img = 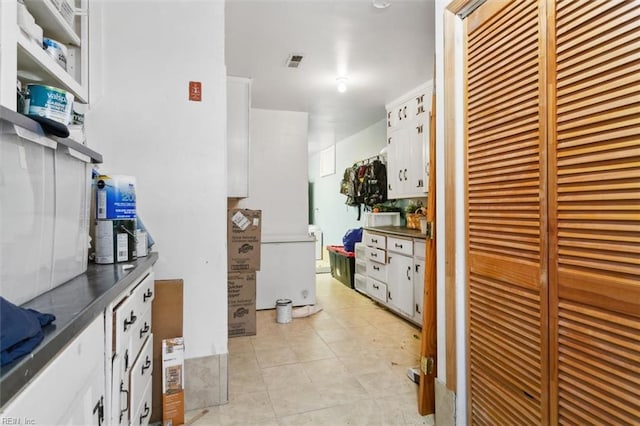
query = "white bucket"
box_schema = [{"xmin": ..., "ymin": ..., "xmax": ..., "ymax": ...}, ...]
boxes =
[{"xmin": 275, "ymin": 299, "xmax": 292, "ymax": 324}]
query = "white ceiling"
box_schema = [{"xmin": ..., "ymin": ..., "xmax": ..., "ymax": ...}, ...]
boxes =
[{"xmin": 225, "ymin": 0, "xmax": 435, "ymax": 155}]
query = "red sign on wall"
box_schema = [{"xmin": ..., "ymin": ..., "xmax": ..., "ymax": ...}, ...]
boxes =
[{"xmin": 189, "ymin": 81, "xmax": 202, "ymax": 102}]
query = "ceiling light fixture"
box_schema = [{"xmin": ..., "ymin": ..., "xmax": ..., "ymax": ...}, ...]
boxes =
[
  {"xmin": 336, "ymin": 77, "xmax": 348, "ymax": 93},
  {"xmin": 372, "ymin": 0, "xmax": 391, "ymax": 9}
]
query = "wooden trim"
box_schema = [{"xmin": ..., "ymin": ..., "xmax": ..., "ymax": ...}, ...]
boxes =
[
  {"xmin": 443, "ymin": 6, "xmax": 458, "ymax": 393},
  {"xmin": 463, "ymin": 13, "xmax": 472, "ymax": 422},
  {"xmin": 418, "ymin": 84, "xmax": 438, "ymax": 416},
  {"xmin": 536, "ymin": 1, "xmax": 551, "ymax": 424},
  {"xmin": 546, "ymin": 0, "xmax": 559, "ymax": 422}
]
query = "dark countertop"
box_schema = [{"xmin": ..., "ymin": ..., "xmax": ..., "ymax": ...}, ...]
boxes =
[
  {"xmin": 0, "ymin": 252, "xmax": 159, "ymax": 408},
  {"xmin": 364, "ymin": 226, "xmax": 427, "ymax": 240}
]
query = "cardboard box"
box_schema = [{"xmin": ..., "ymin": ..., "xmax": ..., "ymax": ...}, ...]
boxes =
[
  {"xmin": 227, "ymin": 209, "xmax": 261, "ymax": 272},
  {"xmin": 151, "ymin": 280, "xmax": 184, "ymax": 424},
  {"xmin": 162, "ymin": 337, "xmax": 185, "ymax": 426},
  {"xmin": 228, "ymin": 272, "xmax": 256, "ymax": 337}
]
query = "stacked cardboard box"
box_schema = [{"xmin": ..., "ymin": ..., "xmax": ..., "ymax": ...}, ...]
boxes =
[{"xmin": 227, "ymin": 209, "xmax": 262, "ymax": 337}]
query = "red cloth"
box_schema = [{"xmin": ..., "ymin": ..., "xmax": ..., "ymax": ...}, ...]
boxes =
[{"xmin": 326, "ymin": 245, "xmax": 355, "ymax": 257}]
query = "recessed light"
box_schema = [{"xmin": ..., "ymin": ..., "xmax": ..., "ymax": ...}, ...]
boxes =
[{"xmin": 372, "ymin": 0, "xmax": 391, "ymax": 9}]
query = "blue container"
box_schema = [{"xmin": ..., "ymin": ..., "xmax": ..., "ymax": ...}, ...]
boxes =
[
  {"xmin": 24, "ymin": 84, "xmax": 73, "ymax": 125},
  {"xmin": 95, "ymin": 175, "xmax": 136, "ymax": 219}
]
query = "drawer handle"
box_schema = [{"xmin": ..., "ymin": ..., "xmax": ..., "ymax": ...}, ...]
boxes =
[
  {"xmin": 372, "ymin": 238, "xmax": 378, "ymax": 243},
  {"xmin": 124, "ymin": 349, "xmax": 129, "ymax": 372},
  {"xmin": 407, "ymin": 266, "xmax": 411, "ymax": 280},
  {"xmin": 416, "ymin": 304, "xmax": 421, "ymax": 314},
  {"xmin": 93, "ymin": 396, "xmax": 104, "ymax": 426},
  {"xmin": 388, "ymin": 291, "xmax": 393, "ymax": 300},
  {"xmin": 140, "ymin": 403, "xmax": 150, "ymax": 424},
  {"xmin": 395, "ymin": 243, "xmax": 403, "ymax": 249},
  {"xmin": 373, "ymin": 284, "xmax": 379, "ymax": 290},
  {"xmin": 371, "ymin": 252, "xmax": 377, "ymax": 258},
  {"xmin": 373, "ymin": 265, "xmax": 380, "ymax": 271},
  {"xmin": 142, "ymin": 356, "xmax": 151, "ymax": 375},
  {"xmin": 140, "ymin": 322, "xmax": 150, "ymax": 338},
  {"xmin": 124, "ymin": 310, "xmax": 137, "ymax": 331},
  {"xmin": 119, "ymin": 380, "xmax": 129, "ymax": 423},
  {"xmin": 143, "ymin": 288, "xmax": 153, "ymax": 302}
]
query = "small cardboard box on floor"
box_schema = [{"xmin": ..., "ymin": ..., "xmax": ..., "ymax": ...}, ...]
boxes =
[
  {"xmin": 151, "ymin": 279, "xmax": 183, "ymax": 424},
  {"xmin": 162, "ymin": 337, "xmax": 185, "ymax": 426},
  {"xmin": 228, "ymin": 271, "xmax": 257, "ymax": 337},
  {"xmin": 227, "ymin": 208, "xmax": 261, "ymax": 338}
]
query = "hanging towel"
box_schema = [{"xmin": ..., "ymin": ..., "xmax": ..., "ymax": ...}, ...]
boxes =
[{"xmin": 0, "ymin": 297, "xmax": 56, "ymax": 366}]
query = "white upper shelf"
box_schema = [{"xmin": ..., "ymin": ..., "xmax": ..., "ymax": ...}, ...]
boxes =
[
  {"xmin": 17, "ymin": 31, "xmax": 87, "ymax": 103},
  {"xmin": 23, "ymin": 0, "xmax": 80, "ymax": 46}
]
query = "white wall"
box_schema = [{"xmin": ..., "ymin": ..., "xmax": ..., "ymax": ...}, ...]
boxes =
[
  {"xmin": 308, "ymin": 120, "xmax": 387, "ymax": 246},
  {"xmin": 235, "ymin": 108, "xmax": 315, "ymax": 309},
  {"xmin": 235, "ymin": 108, "xmax": 309, "ymax": 238},
  {"xmin": 86, "ymin": 1, "xmax": 228, "ymax": 359}
]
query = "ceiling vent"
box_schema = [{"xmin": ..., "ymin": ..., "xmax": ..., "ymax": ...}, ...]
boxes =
[{"xmin": 286, "ymin": 54, "xmax": 304, "ymax": 68}]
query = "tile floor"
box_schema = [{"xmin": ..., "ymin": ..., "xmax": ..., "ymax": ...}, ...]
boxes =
[{"xmin": 185, "ymin": 273, "xmax": 434, "ymax": 425}]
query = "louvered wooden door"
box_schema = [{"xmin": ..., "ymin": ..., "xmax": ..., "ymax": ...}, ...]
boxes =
[
  {"xmin": 465, "ymin": 0, "xmax": 549, "ymax": 423},
  {"xmin": 550, "ymin": 1, "xmax": 640, "ymax": 424},
  {"xmin": 464, "ymin": 0, "xmax": 640, "ymax": 424}
]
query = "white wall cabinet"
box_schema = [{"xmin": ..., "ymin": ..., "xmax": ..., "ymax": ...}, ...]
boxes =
[
  {"xmin": 385, "ymin": 83, "xmax": 431, "ymax": 199},
  {"xmin": 0, "ymin": 0, "xmax": 89, "ymax": 109},
  {"xmin": 227, "ymin": 76, "xmax": 251, "ymax": 198}
]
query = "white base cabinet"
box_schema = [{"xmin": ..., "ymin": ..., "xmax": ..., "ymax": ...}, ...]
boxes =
[
  {"xmin": 387, "ymin": 250, "xmax": 413, "ymax": 317},
  {"xmin": 413, "ymin": 257, "xmax": 425, "ymax": 323},
  {"xmin": 107, "ymin": 268, "xmax": 155, "ymax": 426},
  {"xmin": 361, "ymin": 230, "xmax": 426, "ymax": 326},
  {"xmin": 1, "ymin": 315, "xmax": 106, "ymax": 425}
]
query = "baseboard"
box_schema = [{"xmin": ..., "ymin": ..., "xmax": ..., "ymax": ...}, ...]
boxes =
[
  {"xmin": 435, "ymin": 379, "xmax": 456, "ymax": 426},
  {"xmin": 184, "ymin": 352, "xmax": 229, "ymax": 410}
]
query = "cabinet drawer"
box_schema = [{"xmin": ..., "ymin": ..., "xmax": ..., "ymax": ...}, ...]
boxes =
[
  {"xmin": 114, "ymin": 271, "xmax": 154, "ymax": 358},
  {"xmin": 355, "ymin": 259, "xmax": 367, "ymax": 275},
  {"xmin": 367, "ymin": 259, "xmax": 388, "ymax": 283},
  {"xmin": 366, "ymin": 246, "xmax": 386, "ymax": 264},
  {"xmin": 354, "ymin": 273, "xmax": 367, "ymax": 294},
  {"xmin": 130, "ymin": 335, "xmax": 153, "ymax": 421},
  {"xmin": 131, "ymin": 269, "xmax": 155, "ymax": 311},
  {"xmin": 366, "ymin": 277, "xmax": 387, "ymax": 303},
  {"xmin": 363, "ymin": 231, "xmax": 386, "ymax": 250},
  {"xmin": 131, "ymin": 308, "xmax": 152, "ymax": 360},
  {"xmin": 114, "ymin": 293, "xmax": 137, "ymax": 357},
  {"xmin": 387, "ymin": 236, "xmax": 412, "ymax": 256},
  {"xmin": 414, "ymin": 240, "xmax": 426, "ymax": 260},
  {"xmin": 131, "ymin": 378, "xmax": 152, "ymax": 426}
]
